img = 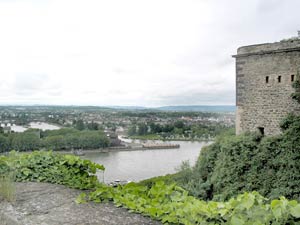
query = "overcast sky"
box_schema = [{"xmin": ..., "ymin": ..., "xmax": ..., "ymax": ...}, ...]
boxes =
[{"xmin": 0, "ymin": 0, "xmax": 299, "ymax": 107}]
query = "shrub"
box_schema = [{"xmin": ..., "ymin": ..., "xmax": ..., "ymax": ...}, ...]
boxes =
[
  {"xmin": 0, "ymin": 135, "xmax": 9, "ymax": 153},
  {"xmin": 0, "ymin": 156, "xmax": 16, "ymax": 201},
  {"xmin": 174, "ymin": 114, "xmax": 300, "ymax": 201},
  {"xmin": 0, "ymin": 151, "xmax": 105, "ymax": 190}
]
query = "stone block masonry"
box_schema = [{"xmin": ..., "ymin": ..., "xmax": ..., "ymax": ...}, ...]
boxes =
[{"xmin": 233, "ymin": 38, "xmax": 300, "ymax": 136}]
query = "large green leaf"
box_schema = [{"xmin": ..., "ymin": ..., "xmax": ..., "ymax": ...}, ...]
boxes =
[{"xmin": 290, "ymin": 204, "xmax": 300, "ymax": 218}]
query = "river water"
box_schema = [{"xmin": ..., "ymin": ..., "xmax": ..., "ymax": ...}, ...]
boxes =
[
  {"xmin": 10, "ymin": 122, "xmax": 60, "ymax": 132},
  {"xmin": 83, "ymin": 139, "xmax": 211, "ymax": 183}
]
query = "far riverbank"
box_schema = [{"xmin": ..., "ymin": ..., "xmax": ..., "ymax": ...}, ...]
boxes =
[
  {"xmin": 58, "ymin": 145, "xmax": 181, "ymax": 155},
  {"xmin": 126, "ymin": 135, "xmax": 214, "ymax": 142}
]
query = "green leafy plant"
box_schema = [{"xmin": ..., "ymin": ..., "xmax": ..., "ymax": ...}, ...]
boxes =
[
  {"xmin": 0, "ymin": 151, "xmax": 105, "ymax": 190},
  {"xmin": 85, "ymin": 181, "xmax": 300, "ymax": 225},
  {"xmin": 75, "ymin": 193, "xmax": 87, "ymax": 204},
  {"xmin": 0, "ymin": 156, "xmax": 16, "ymax": 202}
]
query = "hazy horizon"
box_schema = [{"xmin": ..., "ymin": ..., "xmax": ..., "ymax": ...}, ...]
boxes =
[
  {"xmin": 1, "ymin": 0, "xmax": 299, "ymax": 106},
  {"xmin": 0, "ymin": 103, "xmax": 235, "ymax": 108}
]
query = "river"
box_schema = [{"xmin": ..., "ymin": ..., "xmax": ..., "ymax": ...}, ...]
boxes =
[
  {"xmin": 83, "ymin": 139, "xmax": 211, "ymax": 183},
  {"xmin": 10, "ymin": 122, "xmax": 60, "ymax": 132}
]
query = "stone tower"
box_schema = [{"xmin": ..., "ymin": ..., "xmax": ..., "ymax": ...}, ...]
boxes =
[{"xmin": 233, "ymin": 37, "xmax": 300, "ymax": 136}]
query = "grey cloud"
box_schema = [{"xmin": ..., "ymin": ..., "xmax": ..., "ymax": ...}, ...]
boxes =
[
  {"xmin": 154, "ymin": 89, "xmax": 235, "ymax": 106},
  {"xmin": 113, "ymin": 67, "xmax": 126, "ymax": 74},
  {"xmin": 2, "ymin": 0, "xmax": 300, "ymax": 106},
  {"xmin": 47, "ymin": 90, "xmax": 62, "ymax": 96},
  {"xmin": 13, "ymin": 73, "xmax": 62, "ymax": 96},
  {"xmin": 151, "ymin": 80, "xmax": 235, "ymax": 106},
  {"xmin": 14, "ymin": 73, "xmax": 48, "ymax": 91},
  {"xmin": 257, "ymin": 0, "xmax": 291, "ymax": 13},
  {"xmin": 82, "ymin": 90, "xmax": 97, "ymax": 95}
]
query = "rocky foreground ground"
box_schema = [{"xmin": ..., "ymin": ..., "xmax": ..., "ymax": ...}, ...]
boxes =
[{"xmin": 0, "ymin": 182, "xmax": 161, "ymax": 225}]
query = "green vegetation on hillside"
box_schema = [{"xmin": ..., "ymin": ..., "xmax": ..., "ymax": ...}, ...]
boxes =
[
  {"xmin": 153, "ymin": 114, "xmax": 300, "ymax": 202},
  {"xmin": 0, "ymin": 151, "xmax": 104, "ymax": 189}
]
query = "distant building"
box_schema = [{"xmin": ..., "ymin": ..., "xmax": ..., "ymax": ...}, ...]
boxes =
[
  {"xmin": 233, "ymin": 34, "xmax": 300, "ymax": 136},
  {"xmin": 3, "ymin": 126, "xmax": 11, "ymax": 134},
  {"xmin": 106, "ymin": 132, "xmax": 122, "ymax": 146}
]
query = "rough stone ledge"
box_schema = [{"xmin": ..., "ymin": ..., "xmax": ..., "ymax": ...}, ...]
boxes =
[{"xmin": 0, "ymin": 182, "xmax": 162, "ymax": 225}]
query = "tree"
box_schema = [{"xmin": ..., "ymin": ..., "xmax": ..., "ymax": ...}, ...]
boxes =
[
  {"xmin": 174, "ymin": 121, "xmax": 184, "ymax": 129},
  {"xmin": 137, "ymin": 123, "xmax": 148, "ymax": 135},
  {"xmin": 127, "ymin": 125, "xmax": 137, "ymax": 136},
  {"xmin": 87, "ymin": 121, "xmax": 99, "ymax": 130},
  {"xmin": 0, "ymin": 135, "xmax": 9, "ymax": 152},
  {"xmin": 75, "ymin": 119, "xmax": 85, "ymax": 131},
  {"xmin": 44, "ymin": 135, "xmax": 65, "ymax": 150},
  {"xmin": 11, "ymin": 133, "xmax": 40, "ymax": 151},
  {"xmin": 149, "ymin": 122, "xmax": 162, "ymax": 133}
]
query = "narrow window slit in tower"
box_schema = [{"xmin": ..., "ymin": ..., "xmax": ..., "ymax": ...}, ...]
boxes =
[
  {"xmin": 291, "ymin": 74, "xmax": 295, "ymax": 82},
  {"xmin": 265, "ymin": 76, "xmax": 269, "ymax": 83},
  {"xmin": 278, "ymin": 76, "xmax": 281, "ymax": 83}
]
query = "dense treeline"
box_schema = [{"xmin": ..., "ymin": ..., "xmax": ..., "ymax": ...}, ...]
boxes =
[
  {"xmin": 0, "ymin": 128, "xmax": 110, "ymax": 152},
  {"xmin": 169, "ymin": 113, "xmax": 300, "ymax": 201},
  {"xmin": 71, "ymin": 119, "xmax": 103, "ymax": 131},
  {"xmin": 128, "ymin": 121, "xmax": 232, "ymax": 140}
]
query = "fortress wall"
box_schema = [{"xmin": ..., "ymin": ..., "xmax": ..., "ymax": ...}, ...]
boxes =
[{"xmin": 234, "ymin": 40, "xmax": 300, "ymax": 135}]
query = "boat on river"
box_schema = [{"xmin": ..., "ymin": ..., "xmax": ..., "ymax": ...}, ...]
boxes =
[
  {"xmin": 108, "ymin": 180, "xmax": 131, "ymax": 187},
  {"xmin": 71, "ymin": 149, "xmax": 85, "ymax": 156}
]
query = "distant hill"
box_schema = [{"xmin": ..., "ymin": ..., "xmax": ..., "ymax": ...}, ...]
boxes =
[
  {"xmin": 106, "ymin": 105, "xmax": 236, "ymax": 112},
  {"xmin": 155, "ymin": 105, "xmax": 236, "ymax": 112},
  {"xmin": 0, "ymin": 105, "xmax": 236, "ymax": 113},
  {"xmin": 107, "ymin": 106, "xmax": 149, "ymax": 110}
]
